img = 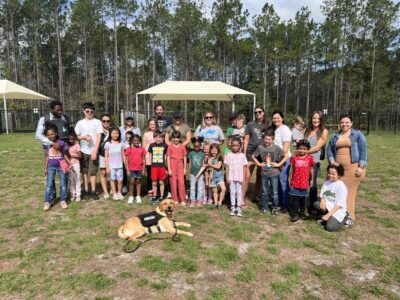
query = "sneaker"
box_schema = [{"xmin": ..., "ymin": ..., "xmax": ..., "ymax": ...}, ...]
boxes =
[
  {"xmin": 83, "ymin": 191, "xmax": 90, "ymax": 200},
  {"xmin": 70, "ymin": 196, "xmax": 75, "ymax": 202},
  {"xmin": 181, "ymin": 201, "xmax": 187, "ymax": 206},
  {"xmin": 60, "ymin": 201, "xmax": 68, "ymax": 209},
  {"xmin": 291, "ymin": 215, "xmax": 300, "ymax": 222},
  {"xmin": 167, "ymin": 192, "xmax": 172, "ymax": 198},
  {"xmin": 272, "ymin": 208, "xmax": 278, "ymax": 216},
  {"xmin": 113, "ymin": 194, "xmax": 120, "ymax": 201},
  {"xmin": 190, "ymin": 200, "xmax": 195, "ymax": 207},
  {"xmin": 230, "ymin": 207, "xmax": 236, "ymax": 216},
  {"xmin": 236, "ymin": 208, "xmax": 243, "ymax": 217},
  {"xmin": 207, "ymin": 198, "xmax": 213, "ymax": 205},
  {"xmin": 122, "ymin": 186, "xmax": 128, "ymax": 194},
  {"xmin": 150, "ymin": 197, "xmax": 159, "ymax": 205},
  {"xmin": 128, "ymin": 196, "xmax": 134, "ymax": 204},
  {"xmin": 345, "ymin": 212, "xmax": 353, "ymax": 228},
  {"xmin": 43, "ymin": 202, "xmax": 51, "ymax": 211},
  {"xmin": 136, "ymin": 196, "xmax": 142, "ymax": 204},
  {"xmin": 75, "ymin": 196, "xmax": 81, "ymax": 202},
  {"xmin": 317, "ymin": 219, "xmax": 325, "ymax": 225},
  {"xmin": 91, "ymin": 191, "xmax": 100, "ymax": 200},
  {"xmin": 197, "ymin": 201, "xmax": 203, "ymax": 207},
  {"xmin": 117, "ymin": 193, "xmax": 124, "ymax": 200},
  {"xmin": 103, "ymin": 193, "xmax": 110, "ymax": 200},
  {"xmin": 299, "ymin": 212, "xmax": 308, "ymax": 220},
  {"xmin": 261, "ymin": 208, "xmax": 268, "ymax": 214}
]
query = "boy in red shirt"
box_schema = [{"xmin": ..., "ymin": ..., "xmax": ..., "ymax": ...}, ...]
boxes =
[{"xmin": 289, "ymin": 139, "xmax": 314, "ymax": 222}]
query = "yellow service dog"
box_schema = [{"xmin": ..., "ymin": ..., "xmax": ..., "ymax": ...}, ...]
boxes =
[{"xmin": 118, "ymin": 199, "xmax": 193, "ymax": 241}]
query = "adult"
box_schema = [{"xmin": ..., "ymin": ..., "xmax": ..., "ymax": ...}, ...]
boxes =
[
  {"xmin": 165, "ymin": 110, "xmax": 192, "ymax": 146},
  {"xmin": 243, "ymin": 106, "xmax": 269, "ymax": 206},
  {"xmin": 74, "ymin": 102, "xmax": 103, "ymax": 200},
  {"xmin": 271, "ymin": 110, "xmax": 292, "ymax": 210},
  {"xmin": 142, "ymin": 117, "xmax": 159, "ymax": 197},
  {"xmin": 119, "ymin": 114, "xmax": 141, "ymax": 142},
  {"xmin": 304, "ymin": 111, "xmax": 329, "ymax": 211},
  {"xmin": 153, "ymin": 103, "xmax": 172, "ymax": 133},
  {"xmin": 194, "ymin": 111, "xmax": 224, "ymax": 145},
  {"xmin": 36, "ymin": 100, "xmax": 70, "ymax": 200},
  {"xmin": 98, "ymin": 114, "xmax": 112, "ymax": 199},
  {"xmin": 327, "ymin": 113, "xmax": 367, "ymax": 221},
  {"xmin": 226, "ymin": 112, "xmax": 238, "ymax": 136}
]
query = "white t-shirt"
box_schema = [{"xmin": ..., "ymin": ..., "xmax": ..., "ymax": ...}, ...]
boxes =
[
  {"xmin": 320, "ymin": 180, "xmax": 348, "ymax": 222},
  {"xmin": 195, "ymin": 125, "xmax": 224, "ymax": 144},
  {"xmin": 75, "ymin": 118, "xmax": 103, "ymax": 155},
  {"xmin": 274, "ymin": 124, "xmax": 292, "ymax": 157}
]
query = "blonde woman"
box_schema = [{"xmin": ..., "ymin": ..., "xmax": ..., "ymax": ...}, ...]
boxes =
[{"xmin": 194, "ymin": 112, "xmax": 224, "ymax": 145}]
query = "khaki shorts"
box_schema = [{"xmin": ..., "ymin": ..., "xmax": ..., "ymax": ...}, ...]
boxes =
[{"xmin": 80, "ymin": 153, "xmax": 99, "ymax": 176}]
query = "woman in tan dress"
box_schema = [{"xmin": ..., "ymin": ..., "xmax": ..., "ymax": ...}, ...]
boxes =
[{"xmin": 327, "ymin": 113, "xmax": 367, "ymax": 221}]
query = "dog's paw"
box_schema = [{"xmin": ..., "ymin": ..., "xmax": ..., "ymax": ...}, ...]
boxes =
[{"xmin": 187, "ymin": 232, "xmax": 194, "ymax": 237}]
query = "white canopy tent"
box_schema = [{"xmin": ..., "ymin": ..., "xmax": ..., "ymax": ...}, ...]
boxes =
[
  {"xmin": 135, "ymin": 80, "xmax": 256, "ymax": 123},
  {"xmin": 0, "ymin": 79, "xmax": 51, "ymax": 134}
]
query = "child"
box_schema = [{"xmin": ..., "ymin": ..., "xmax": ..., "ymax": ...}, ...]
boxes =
[
  {"xmin": 201, "ymin": 142, "xmax": 212, "ymax": 205},
  {"xmin": 105, "ymin": 127, "xmax": 125, "ymax": 200},
  {"xmin": 289, "ymin": 139, "xmax": 314, "ymax": 222},
  {"xmin": 143, "ymin": 118, "xmax": 159, "ymax": 197},
  {"xmin": 167, "ymin": 131, "xmax": 188, "ymax": 205},
  {"xmin": 224, "ymin": 137, "xmax": 248, "ymax": 216},
  {"xmin": 223, "ymin": 136, "xmax": 233, "ymax": 157},
  {"xmin": 148, "ymin": 130, "xmax": 168, "ymax": 205},
  {"xmin": 122, "ymin": 130, "xmax": 133, "ymax": 195},
  {"xmin": 232, "ymin": 114, "xmax": 246, "ymax": 146},
  {"xmin": 75, "ymin": 102, "xmax": 103, "ymax": 200},
  {"xmin": 67, "ymin": 132, "xmax": 81, "ymax": 202},
  {"xmin": 124, "ymin": 131, "xmax": 133, "ymax": 149},
  {"xmin": 198, "ymin": 143, "xmax": 226, "ymax": 209},
  {"xmin": 291, "ymin": 116, "xmax": 306, "ymax": 147},
  {"xmin": 43, "ymin": 124, "xmax": 70, "ymax": 211},
  {"xmin": 252, "ymin": 130, "xmax": 288, "ymax": 215},
  {"xmin": 188, "ymin": 137, "xmax": 205, "ymax": 207},
  {"xmin": 314, "ymin": 164, "xmax": 348, "ymax": 232},
  {"xmin": 124, "ymin": 134, "xmax": 146, "ymax": 204}
]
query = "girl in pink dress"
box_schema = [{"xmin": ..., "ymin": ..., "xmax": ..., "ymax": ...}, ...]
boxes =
[
  {"xmin": 67, "ymin": 132, "xmax": 82, "ymax": 202},
  {"xmin": 143, "ymin": 118, "xmax": 159, "ymax": 197}
]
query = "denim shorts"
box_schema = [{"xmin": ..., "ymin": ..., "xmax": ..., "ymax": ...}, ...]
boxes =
[
  {"xmin": 289, "ymin": 187, "xmax": 308, "ymax": 197},
  {"xmin": 210, "ymin": 174, "xmax": 225, "ymax": 187},
  {"xmin": 110, "ymin": 168, "xmax": 124, "ymax": 181},
  {"xmin": 130, "ymin": 170, "xmax": 142, "ymax": 180}
]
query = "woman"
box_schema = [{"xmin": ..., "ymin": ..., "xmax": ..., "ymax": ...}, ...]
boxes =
[
  {"xmin": 271, "ymin": 110, "xmax": 292, "ymax": 210},
  {"xmin": 304, "ymin": 111, "xmax": 329, "ymax": 211},
  {"xmin": 327, "ymin": 113, "xmax": 367, "ymax": 221},
  {"xmin": 98, "ymin": 114, "xmax": 111, "ymax": 199},
  {"xmin": 165, "ymin": 111, "xmax": 192, "ymax": 146},
  {"xmin": 142, "ymin": 118, "xmax": 159, "ymax": 197},
  {"xmin": 119, "ymin": 114, "xmax": 141, "ymax": 141},
  {"xmin": 194, "ymin": 112, "xmax": 224, "ymax": 145},
  {"xmin": 243, "ymin": 106, "xmax": 269, "ymax": 207}
]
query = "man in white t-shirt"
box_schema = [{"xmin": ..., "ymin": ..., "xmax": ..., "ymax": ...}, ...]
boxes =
[{"xmin": 75, "ymin": 102, "xmax": 103, "ymax": 200}]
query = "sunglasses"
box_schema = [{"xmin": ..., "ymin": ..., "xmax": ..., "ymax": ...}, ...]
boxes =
[
  {"xmin": 102, "ymin": 120, "xmax": 110, "ymax": 123},
  {"xmin": 85, "ymin": 110, "xmax": 94, "ymax": 114},
  {"xmin": 254, "ymin": 111, "xmax": 263, "ymax": 115},
  {"xmin": 204, "ymin": 116, "xmax": 213, "ymax": 119}
]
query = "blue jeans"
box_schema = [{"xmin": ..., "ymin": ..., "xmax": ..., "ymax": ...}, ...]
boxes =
[
  {"xmin": 45, "ymin": 165, "xmax": 68, "ymax": 202},
  {"xmin": 279, "ymin": 160, "xmax": 291, "ymax": 209},
  {"xmin": 190, "ymin": 174, "xmax": 204, "ymax": 201},
  {"xmin": 309, "ymin": 162, "xmax": 320, "ymax": 209},
  {"xmin": 261, "ymin": 174, "xmax": 279, "ymax": 210}
]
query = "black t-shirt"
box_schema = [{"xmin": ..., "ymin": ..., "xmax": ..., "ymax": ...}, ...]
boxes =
[
  {"xmin": 155, "ymin": 116, "xmax": 172, "ymax": 133},
  {"xmin": 148, "ymin": 142, "xmax": 168, "ymax": 167},
  {"xmin": 245, "ymin": 121, "xmax": 264, "ymax": 155}
]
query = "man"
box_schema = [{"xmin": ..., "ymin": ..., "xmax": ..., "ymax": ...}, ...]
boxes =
[
  {"xmin": 154, "ymin": 103, "xmax": 172, "ymax": 133},
  {"xmin": 226, "ymin": 112, "xmax": 238, "ymax": 137},
  {"xmin": 74, "ymin": 102, "xmax": 103, "ymax": 200},
  {"xmin": 36, "ymin": 100, "xmax": 70, "ymax": 201}
]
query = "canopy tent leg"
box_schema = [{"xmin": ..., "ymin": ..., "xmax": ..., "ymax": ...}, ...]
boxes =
[
  {"xmin": 3, "ymin": 94, "xmax": 8, "ymax": 134},
  {"xmin": 232, "ymin": 99, "xmax": 235, "ymax": 113}
]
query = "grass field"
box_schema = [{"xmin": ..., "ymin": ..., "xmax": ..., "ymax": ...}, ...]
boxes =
[{"xmin": 0, "ymin": 133, "xmax": 399, "ymax": 299}]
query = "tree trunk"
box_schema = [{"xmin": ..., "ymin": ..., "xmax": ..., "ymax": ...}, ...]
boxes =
[
  {"xmin": 113, "ymin": 0, "xmax": 119, "ymax": 114},
  {"xmin": 263, "ymin": 50, "xmax": 267, "ymax": 111},
  {"xmin": 306, "ymin": 60, "xmax": 311, "ymax": 119},
  {"xmin": 55, "ymin": 4, "xmax": 64, "ymax": 103},
  {"xmin": 284, "ymin": 62, "xmax": 288, "ymax": 115}
]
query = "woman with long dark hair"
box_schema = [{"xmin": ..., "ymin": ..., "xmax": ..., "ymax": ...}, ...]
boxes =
[{"xmin": 99, "ymin": 113, "xmax": 112, "ymax": 199}]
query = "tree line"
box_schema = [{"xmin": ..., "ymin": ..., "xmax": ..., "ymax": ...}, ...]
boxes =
[{"xmin": 1, "ymin": 0, "xmax": 399, "ymax": 119}]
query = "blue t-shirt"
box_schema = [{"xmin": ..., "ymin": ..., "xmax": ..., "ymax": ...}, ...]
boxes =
[{"xmin": 188, "ymin": 150, "xmax": 205, "ymax": 175}]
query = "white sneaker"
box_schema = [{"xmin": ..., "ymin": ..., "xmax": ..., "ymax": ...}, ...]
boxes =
[
  {"xmin": 230, "ymin": 207, "xmax": 236, "ymax": 216},
  {"xmin": 167, "ymin": 192, "xmax": 172, "ymax": 198},
  {"xmin": 136, "ymin": 196, "xmax": 142, "ymax": 204},
  {"xmin": 118, "ymin": 193, "xmax": 124, "ymax": 200},
  {"xmin": 113, "ymin": 194, "xmax": 120, "ymax": 201},
  {"xmin": 122, "ymin": 186, "xmax": 128, "ymax": 194},
  {"xmin": 237, "ymin": 208, "xmax": 243, "ymax": 217},
  {"xmin": 128, "ymin": 196, "xmax": 134, "ymax": 204},
  {"xmin": 103, "ymin": 193, "xmax": 110, "ymax": 200}
]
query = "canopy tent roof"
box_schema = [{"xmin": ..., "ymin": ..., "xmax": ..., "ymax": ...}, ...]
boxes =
[
  {"xmin": 137, "ymin": 80, "xmax": 254, "ymax": 101},
  {"xmin": 0, "ymin": 79, "xmax": 51, "ymax": 100}
]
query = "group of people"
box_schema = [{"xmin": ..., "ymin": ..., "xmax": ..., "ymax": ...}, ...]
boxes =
[{"xmin": 36, "ymin": 100, "xmax": 367, "ymax": 232}]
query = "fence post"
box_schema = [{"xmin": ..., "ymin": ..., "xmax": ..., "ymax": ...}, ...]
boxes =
[
  {"xmin": 367, "ymin": 111, "xmax": 370, "ymax": 135},
  {"xmin": 395, "ymin": 111, "xmax": 398, "ymax": 134}
]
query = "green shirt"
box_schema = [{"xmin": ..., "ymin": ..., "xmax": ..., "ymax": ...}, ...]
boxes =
[
  {"xmin": 223, "ymin": 147, "xmax": 231, "ymax": 158},
  {"xmin": 188, "ymin": 150, "xmax": 205, "ymax": 175}
]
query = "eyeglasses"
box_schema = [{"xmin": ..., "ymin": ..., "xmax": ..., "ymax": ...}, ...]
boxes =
[
  {"xmin": 204, "ymin": 116, "xmax": 213, "ymax": 119},
  {"xmin": 254, "ymin": 110, "xmax": 263, "ymax": 115},
  {"xmin": 85, "ymin": 110, "xmax": 94, "ymax": 114},
  {"xmin": 102, "ymin": 120, "xmax": 110, "ymax": 123}
]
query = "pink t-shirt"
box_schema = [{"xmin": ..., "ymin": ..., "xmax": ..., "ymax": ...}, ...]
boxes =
[
  {"xmin": 224, "ymin": 152, "xmax": 248, "ymax": 182},
  {"xmin": 143, "ymin": 131, "xmax": 155, "ymax": 165},
  {"xmin": 290, "ymin": 154, "xmax": 314, "ymax": 189},
  {"xmin": 167, "ymin": 144, "xmax": 187, "ymax": 160},
  {"xmin": 125, "ymin": 146, "xmax": 147, "ymax": 171},
  {"xmin": 68, "ymin": 144, "xmax": 81, "ymax": 165}
]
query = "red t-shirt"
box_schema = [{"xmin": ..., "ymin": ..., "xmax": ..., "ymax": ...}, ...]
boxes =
[
  {"xmin": 290, "ymin": 154, "xmax": 314, "ymax": 189},
  {"xmin": 166, "ymin": 144, "xmax": 187, "ymax": 160},
  {"xmin": 124, "ymin": 146, "xmax": 146, "ymax": 171}
]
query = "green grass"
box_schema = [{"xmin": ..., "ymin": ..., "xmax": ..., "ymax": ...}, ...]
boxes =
[{"xmin": 1, "ymin": 132, "xmax": 400, "ymax": 298}]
